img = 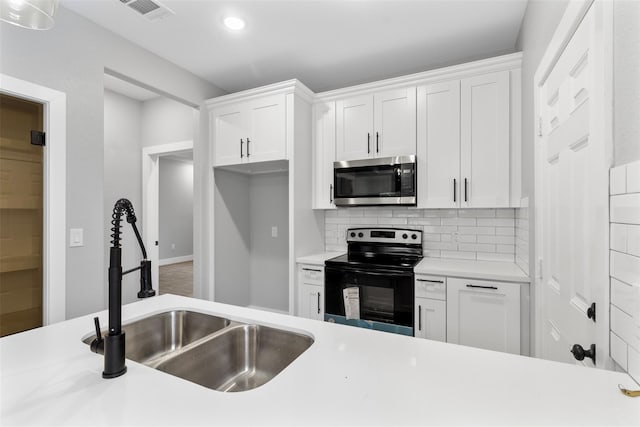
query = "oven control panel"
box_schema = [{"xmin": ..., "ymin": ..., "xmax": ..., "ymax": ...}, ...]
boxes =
[{"xmin": 346, "ymin": 228, "xmax": 422, "ymax": 244}]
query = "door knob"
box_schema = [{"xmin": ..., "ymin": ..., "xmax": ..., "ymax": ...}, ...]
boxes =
[
  {"xmin": 587, "ymin": 302, "xmax": 596, "ymax": 322},
  {"xmin": 571, "ymin": 344, "xmax": 596, "ymax": 364}
]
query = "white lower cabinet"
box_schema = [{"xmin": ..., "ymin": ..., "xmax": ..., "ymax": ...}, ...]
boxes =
[
  {"xmin": 415, "ymin": 298, "xmax": 446, "ymax": 341},
  {"xmin": 414, "ymin": 275, "xmax": 447, "ymax": 341},
  {"xmin": 446, "ymin": 277, "xmax": 520, "ymax": 354},
  {"xmin": 297, "ymin": 264, "xmax": 324, "ymax": 321}
]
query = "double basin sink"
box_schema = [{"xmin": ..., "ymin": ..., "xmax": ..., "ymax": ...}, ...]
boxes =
[{"xmin": 84, "ymin": 310, "xmax": 314, "ymax": 392}]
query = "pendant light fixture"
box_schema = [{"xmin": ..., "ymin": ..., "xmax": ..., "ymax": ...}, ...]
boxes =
[{"xmin": 0, "ymin": 0, "xmax": 59, "ymax": 30}]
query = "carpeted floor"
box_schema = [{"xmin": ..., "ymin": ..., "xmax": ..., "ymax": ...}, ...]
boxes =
[{"xmin": 159, "ymin": 261, "xmax": 193, "ymax": 297}]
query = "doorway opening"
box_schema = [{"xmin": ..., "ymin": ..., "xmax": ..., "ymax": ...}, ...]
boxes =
[{"xmin": 103, "ymin": 71, "xmax": 197, "ymax": 303}]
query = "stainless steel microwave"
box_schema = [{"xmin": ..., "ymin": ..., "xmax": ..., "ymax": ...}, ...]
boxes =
[{"xmin": 333, "ymin": 156, "xmax": 416, "ymax": 206}]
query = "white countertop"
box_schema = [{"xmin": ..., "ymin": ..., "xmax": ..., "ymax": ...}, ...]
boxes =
[
  {"xmin": 296, "ymin": 251, "xmax": 344, "ymax": 266},
  {"xmin": 415, "ymin": 257, "xmax": 530, "ymax": 283},
  {"xmin": 1, "ymin": 294, "xmax": 637, "ymax": 426}
]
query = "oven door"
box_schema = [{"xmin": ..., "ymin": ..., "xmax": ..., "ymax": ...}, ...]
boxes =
[
  {"xmin": 333, "ymin": 156, "xmax": 416, "ymax": 206},
  {"xmin": 324, "ymin": 265, "xmax": 414, "ymax": 336}
]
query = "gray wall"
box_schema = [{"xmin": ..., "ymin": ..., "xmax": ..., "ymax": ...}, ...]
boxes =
[
  {"xmin": 613, "ymin": 0, "xmax": 640, "ymax": 165},
  {"xmin": 0, "ymin": 6, "xmax": 223, "ymax": 319},
  {"xmin": 159, "ymin": 158, "xmax": 194, "ymax": 260},
  {"xmin": 103, "ymin": 90, "xmax": 144, "ymax": 304},
  {"xmin": 142, "ymin": 97, "xmax": 197, "ymax": 148},
  {"xmin": 249, "ymin": 172, "xmax": 289, "ymax": 312},
  {"xmin": 213, "ymin": 169, "xmax": 251, "ymax": 307}
]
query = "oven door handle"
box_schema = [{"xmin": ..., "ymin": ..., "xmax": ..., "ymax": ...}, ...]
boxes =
[{"xmin": 328, "ymin": 267, "xmax": 415, "ymax": 278}]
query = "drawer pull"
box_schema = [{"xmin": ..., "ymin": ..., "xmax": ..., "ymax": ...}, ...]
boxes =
[
  {"xmin": 317, "ymin": 293, "xmax": 321, "ymax": 314},
  {"xmin": 418, "ymin": 305, "xmax": 422, "ymax": 331},
  {"xmin": 417, "ymin": 279, "xmax": 444, "ymax": 284},
  {"xmin": 302, "ymin": 268, "xmax": 322, "ymax": 272},
  {"xmin": 466, "ymin": 284, "xmax": 497, "ymax": 290}
]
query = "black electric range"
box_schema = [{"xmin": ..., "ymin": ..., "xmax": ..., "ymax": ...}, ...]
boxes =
[{"xmin": 324, "ymin": 228, "xmax": 423, "ymax": 336}]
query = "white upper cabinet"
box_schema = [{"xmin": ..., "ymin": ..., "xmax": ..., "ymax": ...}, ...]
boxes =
[
  {"xmin": 336, "ymin": 94, "xmax": 374, "ymax": 161},
  {"xmin": 212, "ymin": 103, "xmax": 248, "ymax": 167},
  {"xmin": 313, "ymin": 101, "xmax": 337, "ymax": 209},
  {"xmin": 460, "ymin": 71, "xmax": 510, "ymax": 207},
  {"xmin": 374, "ymin": 88, "xmax": 417, "ymax": 157},
  {"xmin": 417, "ymin": 80, "xmax": 461, "ymax": 208},
  {"xmin": 246, "ymin": 94, "xmax": 286, "ymax": 163},
  {"xmin": 211, "ymin": 93, "xmax": 286, "ymax": 167},
  {"xmin": 336, "ymin": 87, "xmax": 416, "ymax": 161}
]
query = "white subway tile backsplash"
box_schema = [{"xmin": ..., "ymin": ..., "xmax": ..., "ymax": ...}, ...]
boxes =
[
  {"xmin": 628, "ymin": 224, "xmax": 640, "ymax": 258},
  {"xmin": 325, "ymin": 207, "xmax": 517, "ymax": 262},
  {"xmin": 610, "ymin": 223, "xmax": 628, "ymax": 253},
  {"xmin": 626, "ymin": 161, "xmax": 640, "ymax": 193},
  {"xmin": 629, "ymin": 345, "xmax": 640, "ymax": 384},
  {"xmin": 477, "ymin": 252, "xmax": 515, "ymax": 262},
  {"xmin": 611, "ymin": 305, "xmax": 640, "ymax": 352},
  {"xmin": 610, "ymin": 278, "xmax": 639, "ymax": 317},
  {"xmin": 611, "ymin": 250, "xmax": 640, "ymax": 287},
  {"xmin": 610, "ymin": 164, "xmax": 627, "ymax": 195},
  {"xmin": 610, "ymin": 193, "xmax": 640, "ymax": 225},
  {"xmin": 610, "ymin": 331, "xmax": 628, "ymax": 370}
]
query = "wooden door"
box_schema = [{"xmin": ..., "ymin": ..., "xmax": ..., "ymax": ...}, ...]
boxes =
[
  {"xmin": 417, "ymin": 81, "xmax": 461, "ymax": 208},
  {"xmin": 447, "ymin": 278, "xmax": 520, "ymax": 354},
  {"xmin": 247, "ymin": 94, "xmax": 286, "ymax": 163},
  {"xmin": 415, "ymin": 298, "xmax": 446, "ymax": 342},
  {"xmin": 336, "ymin": 95, "xmax": 373, "ymax": 161},
  {"xmin": 460, "ymin": 71, "xmax": 510, "ymax": 208},
  {"xmin": 0, "ymin": 93, "xmax": 44, "ymax": 336},
  {"xmin": 212, "ymin": 102, "xmax": 247, "ymax": 167},
  {"xmin": 538, "ymin": 5, "xmax": 608, "ymax": 367},
  {"xmin": 373, "ymin": 87, "xmax": 416, "ymax": 157}
]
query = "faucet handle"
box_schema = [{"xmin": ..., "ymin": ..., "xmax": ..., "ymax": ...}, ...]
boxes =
[{"xmin": 93, "ymin": 317, "xmax": 103, "ymax": 343}]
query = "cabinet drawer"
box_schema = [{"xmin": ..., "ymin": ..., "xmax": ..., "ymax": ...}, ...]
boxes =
[
  {"xmin": 415, "ymin": 275, "xmax": 446, "ymax": 300},
  {"xmin": 299, "ymin": 264, "xmax": 324, "ymax": 284}
]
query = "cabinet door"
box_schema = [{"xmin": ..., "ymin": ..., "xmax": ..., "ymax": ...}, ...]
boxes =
[
  {"xmin": 460, "ymin": 71, "xmax": 510, "ymax": 207},
  {"xmin": 417, "ymin": 81, "xmax": 461, "ymax": 208},
  {"xmin": 247, "ymin": 94, "xmax": 286, "ymax": 163},
  {"xmin": 415, "ymin": 298, "xmax": 446, "ymax": 342},
  {"xmin": 299, "ymin": 283, "xmax": 323, "ymax": 321},
  {"xmin": 212, "ymin": 103, "xmax": 247, "ymax": 167},
  {"xmin": 373, "ymin": 87, "xmax": 416, "ymax": 157},
  {"xmin": 313, "ymin": 102, "xmax": 336, "ymax": 209},
  {"xmin": 446, "ymin": 277, "xmax": 520, "ymax": 354},
  {"xmin": 336, "ymin": 95, "xmax": 373, "ymax": 161}
]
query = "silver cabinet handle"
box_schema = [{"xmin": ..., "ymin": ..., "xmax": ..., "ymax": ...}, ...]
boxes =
[
  {"xmin": 240, "ymin": 138, "xmax": 244, "ymax": 158},
  {"xmin": 417, "ymin": 279, "xmax": 444, "ymax": 284},
  {"xmin": 302, "ymin": 268, "xmax": 322, "ymax": 272},
  {"xmin": 418, "ymin": 305, "xmax": 422, "ymax": 331},
  {"xmin": 329, "ymin": 184, "xmax": 333, "ymax": 204},
  {"xmin": 466, "ymin": 284, "xmax": 497, "ymax": 290},
  {"xmin": 246, "ymin": 137, "xmax": 251, "ymax": 157},
  {"xmin": 317, "ymin": 293, "xmax": 321, "ymax": 314}
]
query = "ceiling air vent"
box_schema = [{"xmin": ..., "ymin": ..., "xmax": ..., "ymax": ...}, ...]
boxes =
[{"xmin": 119, "ymin": 0, "xmax": 175, "ymax": 22}]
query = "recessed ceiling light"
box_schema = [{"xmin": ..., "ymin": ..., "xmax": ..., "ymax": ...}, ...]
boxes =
[{"xmin": 224, "ymin": 16, "xmax": 245, "ymax": 31}]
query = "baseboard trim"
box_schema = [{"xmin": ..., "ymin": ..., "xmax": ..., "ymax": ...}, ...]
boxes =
[
  {"xmin": 158, "ymin": 255, "xmax": 193, "ymax": 266},
  {"xmin": 246, "ymin": 305, "xmax": 289, "ymax": 315}
]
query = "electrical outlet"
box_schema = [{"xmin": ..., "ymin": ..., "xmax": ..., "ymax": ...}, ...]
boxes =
[
  {"xmin": 451, "ymin": 231, "xmax": 460, "ymax": 243},
  {"xmin": 271, "ymin": 226, "xmax": 278, "ymax": 238},
  {"xmin": 69, "ymin": 228, "xmax": 83, "ymax": 247}
]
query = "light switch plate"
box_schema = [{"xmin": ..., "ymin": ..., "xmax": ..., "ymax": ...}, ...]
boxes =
[
  {"xmin": 271, "ymin": 226, "xmax": 278, "ymax": 238},
  {"xmin": 70, "ymin": 228, "xmax": 83, "ymax": 247}
]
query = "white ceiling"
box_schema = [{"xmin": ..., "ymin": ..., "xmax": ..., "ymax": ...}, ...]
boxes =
[{"xmin": 62, "ymin": 0, "xmax": 528, "ymax": 94}]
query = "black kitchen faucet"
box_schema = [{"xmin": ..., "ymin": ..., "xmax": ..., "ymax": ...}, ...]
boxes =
[{"xmin": 91, "ymin": 198, "xmax": 155, "ymax": 379}]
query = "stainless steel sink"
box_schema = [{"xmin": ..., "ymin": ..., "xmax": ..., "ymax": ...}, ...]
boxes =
[
  {"xmin": 156, "ymin": 324, "xmax": 314, "ymax": 392},
  {"xmin": 83, "ymin": 310, "xmax": 230, "ymax": 364},
  {"xmin": 84, "ymin": 310, "xmax": 314, "ymax": 391}
]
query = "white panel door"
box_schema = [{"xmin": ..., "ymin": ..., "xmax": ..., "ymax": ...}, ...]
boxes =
[
  {"xmin": 415, "ymin": 298, "xmax": 446, "ymax": 342},
  {"xmin": 373, "ymin": 87, "xmax": 416, "ymax": 157},
  {"xmin": 299, "ymin": 283, "xmax": 323, "ymax": 321},
  {"xmin": 212, "ymin": 103, "xmax": 247, "ymax": 167},
  {"xmin": 336, "ymin": 95, "xmax": 374, "ymax": 161},
  {"xmin": 313, "ymin": 101, "xmax": 336, "ymax": 209},
  {"xmin": 447, "ymin": 278, "xmax": 520, "ymax": 354},
  {"xmin": 417, "ymin": 81, "xmax": 461, "ymax": 208},
  {"xmin": 538, "ymin": 5, "xmax": 608, "ymax": 368},
  {"xmin": 247, "ymin": 94, "xmax": 286, "ymax": 163},
  {"xmin": 460, "ymin": 71, "xmax": 510, "ymax": 207}
]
